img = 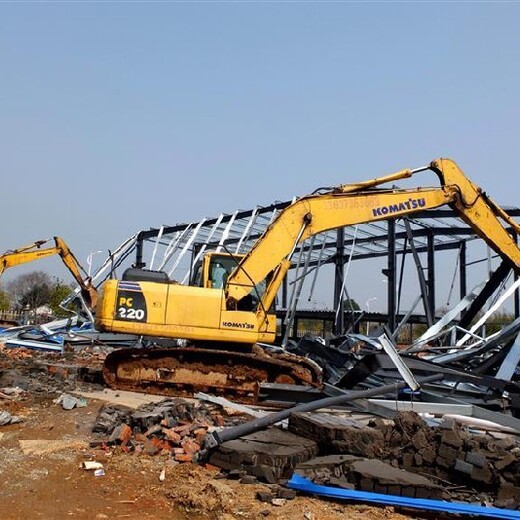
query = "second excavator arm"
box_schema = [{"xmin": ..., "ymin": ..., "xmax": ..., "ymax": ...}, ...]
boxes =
[
  {"xmin": 225, "ymin": 158, "xmax": 520, "ymax": 310},
  {"xmin": 0, "ymin": 237, "xmax": 98, "ymax": 311}
]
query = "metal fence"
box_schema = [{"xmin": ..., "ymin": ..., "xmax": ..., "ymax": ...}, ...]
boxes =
[{"xmin": 0, "ymin": 309, "xmax": 53, "ymax": 326}]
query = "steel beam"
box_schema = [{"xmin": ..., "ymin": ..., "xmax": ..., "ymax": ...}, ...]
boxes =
[{"xmin": 458, "ymin": 260, "xmax": 512, "ymax": 332}]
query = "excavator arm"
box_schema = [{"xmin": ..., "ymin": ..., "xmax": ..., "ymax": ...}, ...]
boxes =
[
  {"xmin": 0, "ymin": 239, "xmax": 56, "ymax": 276},
  {"xmin": 0, "ymin": 237, "xmax": 98, "ymax": 311},
  {"xmin": 225, "ymin": 158, "xmax": 520, "ymax": 309}
]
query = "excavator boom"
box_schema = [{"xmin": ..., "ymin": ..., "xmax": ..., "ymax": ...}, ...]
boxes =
[{"xmin": 226, "ymin": 158, "xmax": 520, "ymax": 306}]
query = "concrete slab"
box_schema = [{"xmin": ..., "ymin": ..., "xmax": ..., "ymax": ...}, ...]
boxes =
[
  {"xmin": 210, "ymin": 427, "xmax": 318, "ymax": 483},
  {"xmin": 74, "ymin": 388, "xmax": 192, "ymax": 409}
]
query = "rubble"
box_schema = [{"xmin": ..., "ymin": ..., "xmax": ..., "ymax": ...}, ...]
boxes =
[
  {"xmin": 53, "ymin": 392, "xmax": 88, "ymax": 410},
  {"xmin": 285, "ymin": 410, "xmax": 520, "ymax": 506},
  {"xmin": 0, "ymin": 409, "xmax": 23, "ymax": 425},
  {"xmin": 82, "ymin": 461, "xmax": 104, "ymax": 471},
  {"xmin": 297, "ymin": 456, "xmax": 443, "ymax": 499},
  {"xmin": 289, "ymin": 412, "xmax": 385, "ymax": 458},
  {"xmin": 0, "ymin": 386, "xmax": 24, "ymax": 399},
  {"xmin": 91, "ymin": 396, "xmax": 244, "ymax": 462},
  {"xmin": 1, "ymin": 316, "xmax": 520, "ymax": 516},
  {"xmin": 209, "ymin": 428, "xmax": 318, "ymax": 483}
]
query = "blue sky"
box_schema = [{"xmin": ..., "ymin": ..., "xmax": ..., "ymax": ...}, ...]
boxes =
[{"xmin": 1, "ymin": 2, "xmax": 520, "ymax": 302}]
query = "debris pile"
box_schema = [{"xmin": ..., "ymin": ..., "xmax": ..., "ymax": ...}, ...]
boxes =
[
  {"xmin": 296, "ymin": 456, "xmax": 444, "ymax": 499},
  {"xmin": 0, "ymin": 385, "xmax": 26, "ymax": 425},
  {"xmin": 286, "ymin": 334, "xmax": 381, "ymax": 385},
  {"xmin": 288, "ymin": 411, "xmax": 520, "ymax": 508},
  {"xmin": 209, "ymin": 427, "xmax": 318, "ymax": 483},
  {"xmin": 92, "ymin": 397, "xmax": 242, "ymax": 462},
  {"xmin": 0, "ymin": 318, "xmax": 139, "ymax": 354}
]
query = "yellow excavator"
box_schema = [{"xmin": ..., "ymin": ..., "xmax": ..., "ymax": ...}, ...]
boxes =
[
  {"xmin": 95, "ymin": 158, "xmax": 520, "ymax": 398},
  {"xmin": 0, "ymin": 236, "xmax": 98, "ymax": 315}
]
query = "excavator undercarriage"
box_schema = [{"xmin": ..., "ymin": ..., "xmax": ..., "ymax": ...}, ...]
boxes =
[{"xmin": 102, "ymin": 343, "xmax": 322, "ymax": 402}]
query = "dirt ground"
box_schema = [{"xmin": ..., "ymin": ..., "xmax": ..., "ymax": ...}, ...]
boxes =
[{"xmin": 0, "ymin": 381, "xmax": 418, "ymax": 520}]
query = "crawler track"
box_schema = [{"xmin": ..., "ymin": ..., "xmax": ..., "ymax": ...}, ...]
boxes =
[{"xmin": 103, "ymin": 345, "xmax": 322, "ymax": 402}]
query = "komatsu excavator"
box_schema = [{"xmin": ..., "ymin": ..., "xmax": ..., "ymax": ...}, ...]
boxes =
[
  {"xmin": 0, "ymin": 237, "xmax": 98, "ymax": 314},
  {"xmin": 95, "ymin": 158, "xmax": 520, "ymax": 399}
]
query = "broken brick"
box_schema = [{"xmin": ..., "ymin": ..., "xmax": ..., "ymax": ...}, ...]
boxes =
[
  {"xmin": 212, "ymin": 414, "xmax": 225, "ymax": 427},
  {"xmin": 466, "ymin": 451, "xmax": 486, "ymax": 468},
  {"xmin": 256, "ymin": 491, "xmax": 274, "ymax": 503},
  {"xmin": 498, "ymin": 482, "xmax": 520, "ymax": 502},
  {"xmin": 143, "ymin": 440, "xmax": 161, "ymax": 456},
  {"xmin": 411, "ymin": 430, "xmax": 429, "ymax": 451},
  {"xmin": 240, "ymin": 475, "xmax": 258, "ymax": 485},
  {"xmin": 419, "ymin": 448, "xmax": 436, "ymax": 464},
  {"xmin": 109, "ymin": 423, "xmax": 132, "ymax": 445},
  {"xmin": 144, "ymin": 424, "xmax": 163, "ymax": 437},
  {"xmin": 494, "ymin": 453, "xmax": 515, "ymax": 471},
  {"xmin": 146, "ymin": 437, "xmax": 170, "ymax": 454},
  {"xmin": 454, "ymin": 459, "xmax": 473, "ymax": 475},
  {"xmin": 437, "ymin": 443, "xmax": 459, "ymax": 465},
  {"xmin": 181, "ymin": 438, "xmax": 200, "ymax": 455},
  {"xmin": 441, "ymin": 430, "xmax": 463, "ymax": 449},
  {"xmin": 173, "ymin": 425, "xmax": 192, "ymax": 438},
  {"xmin": 162, "ymin": 428, "xmax": 182, "ymax": 444},
  {"xmin": 193, "ymin": 427, "xmax": 208, "ymax": 445},
  {"xmin": 228, "ymin": 469, "xmax": 246, "ymax": 480},
  {"xmin": 276, "ymin": 486, "xmax": 296, "ymax": 500},
  {"xmin": 174, "ymin": 453, "xmax": 194, "ymax": 462},
  {"xmin": 471, "ymin": 464, "xmax": 494, "ymax": 485},
  {"xmin": 401, "ymin": 453, "xmax": 414, "ymax": 469}
]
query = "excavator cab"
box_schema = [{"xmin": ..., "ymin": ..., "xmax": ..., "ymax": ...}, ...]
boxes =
[
  {"xmin": 190, "ymin": 252, "xmax": 241, "ymax": 289},
  {"xmin": 190, "ymin": 252, "xmax": 275, "ymax": 312}
]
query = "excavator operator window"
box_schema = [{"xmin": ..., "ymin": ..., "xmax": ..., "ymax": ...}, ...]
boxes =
[
  {"xmin": 210, "ymin": 256, "xmax": 236, "ymax": 289},
  {"xmin": 191, "ymin": 262, "xmax": 203, "ymax": 287},
  {"xmin": 237, "ymin": 274, "xmax": 275, "ymax": 313}
]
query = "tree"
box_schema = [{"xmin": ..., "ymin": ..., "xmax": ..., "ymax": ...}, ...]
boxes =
[
  {"xmin": 0, "ymin": 286, "xmax": 11, "ymax": 311},
  {"xmin": 347, "ymin": 299, "xmax": 360, "ymax": 311},
  {"xmin": 6, "ymin": 271, "xmax": 53, "ymax": 311},
  {"xmin": 475, "ymin": 310, "xmax": 515, "ymax": 337},
  {"xmin": 48, "ymin": 281, "xmax": 75, "ymax": 317}
]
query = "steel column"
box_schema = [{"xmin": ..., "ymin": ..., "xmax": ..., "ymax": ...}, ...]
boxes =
[
  {"xmin": 513, "ymin": 233, "xmax": 520, "ymax": 318},
  {"xmin": 387, "ymin": 220, "xmax": 397, "ymax": 332},
  {"xmin": 459, "ymin": 240, "xmax": 467, "ymax": 299},
  {"xmin": 427, "ymin": 230, "xmax": 435, "ymax": 317},
  {"xmin": 333, "ymin": 228, "xmax": 345, "ymax": 335},
  {"xmin": 134, "ymin": 233, "xmax": 145, "ymax": 268},
  {"xmin": 403, "ymin": 219, "xmax": 433, "ymax": 327}
]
